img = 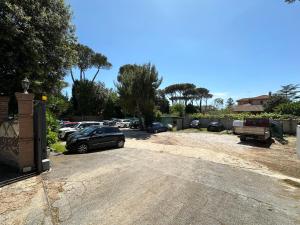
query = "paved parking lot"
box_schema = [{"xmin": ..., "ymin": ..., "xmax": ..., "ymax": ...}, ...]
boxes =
[{"xmin": 1, "ymin": 130, "xmax": 300, "ymax": 225}]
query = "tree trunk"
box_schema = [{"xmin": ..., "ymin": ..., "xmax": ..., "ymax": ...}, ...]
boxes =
[
  {"xmin": 92, "ymin": 68, "xmax": 100, "ymax": 82},
  {"xmin": 70, "ymin": 69, "xmax": 75, "ymax": 82},
  {"xmin": 199, "ymin": 98, "xmax": 202, "ymax": 113}
]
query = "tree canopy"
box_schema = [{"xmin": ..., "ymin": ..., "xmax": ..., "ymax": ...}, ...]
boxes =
[
  {"xmin": 70, "ymin": 44, "xmax": 112, "ymax": 82},
  {"xmin": 277, "ymin": 84, "xmax": 300, "ymax": 101},
  {"xmin": 0, "ymin": 0, "xmax": 77, "ymax": 96},
  {"xmin": 116, "ymin": 63, "xmax": 162, "ymax": 126},
  {"xmin": 71, "ymin": 80, "xmax": 108, "ymax": 116}
]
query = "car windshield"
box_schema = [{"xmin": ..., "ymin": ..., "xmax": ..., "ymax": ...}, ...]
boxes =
[{"xmin": 77, "ymin": 127, "xmax": 97, "ymax": 135}]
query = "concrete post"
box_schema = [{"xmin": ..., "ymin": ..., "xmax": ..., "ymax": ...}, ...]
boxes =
[
  {"xmin": 0, "ymin": 96, "xmax": 9, "ymax": 123},
  {"xmin": 15, "ymin": 92, "xmax": 35, "ymax": 173},
  {"xmin": 297, "ymin": 125, "xmax": 300, "ymax": 158}
]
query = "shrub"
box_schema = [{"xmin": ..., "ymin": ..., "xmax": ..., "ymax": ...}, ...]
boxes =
[
  {"xmin": 46, "ymin": 110, "xmax": 59, "ymax": 146},
  {"xmin": 170, "ymin": 104, "xmax": 185, "ymax": 117},
  {"xmin": 47, "ymin": 130, "xmax": 58, "ymax": 146},
  {"xmin": 190, "ymin": 112, "xmax": 299, "ymax": 120},
  {"xmin": 275, "ymin": 102, "xmax": 300, "ymax": 116},
  {"xmin": 185, "ymin": 104, "xmax": 198, "ymax": 114},
  {"xmin": 154, "ymin": 110, "xmax": 163, "ymax": 121}
]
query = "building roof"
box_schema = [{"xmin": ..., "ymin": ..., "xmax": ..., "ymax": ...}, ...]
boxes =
[
  {"xmin": 233, "ymin": 104, "xmax": 264, "ymax": 112},
  {"xmin": 237, "ymin": 95, "xmax": 269, "ymax": 102}
]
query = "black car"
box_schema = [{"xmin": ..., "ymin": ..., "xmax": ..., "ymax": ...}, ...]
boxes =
[
  {"xmin": 66, "ymin": 126, "xmax": 125, "ymax": 153},
  {"xmin": 207, "ymin": 121, "xmax": 224, "ymax": 132},
  {"xmin": 129, "ymin": 120, "xmax": 140, "ymax": 129},
  {"xmin": 147, "ymin": 122, "xmax": 168, "ymax": 133}
]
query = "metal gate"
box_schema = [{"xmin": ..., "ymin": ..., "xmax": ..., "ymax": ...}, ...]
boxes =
[{"xmin": 33, "ymin": 100, "xmax": 47, "ymax": 174}]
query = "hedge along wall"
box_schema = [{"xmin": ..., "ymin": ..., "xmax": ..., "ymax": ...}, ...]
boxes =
[{"xmin": 186, "ymin": 114, "xmax": 300, "ymax": 135}]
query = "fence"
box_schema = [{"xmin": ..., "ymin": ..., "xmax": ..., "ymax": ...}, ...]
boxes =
[{"xmin": 184, "ymin": 116, "xmax": 300, "ymax": 135}]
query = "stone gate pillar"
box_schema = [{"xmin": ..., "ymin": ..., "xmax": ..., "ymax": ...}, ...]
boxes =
[
  {"xmin": 15, "ymin": 92, "xmax": 35, "ymax": 172},
  {"xmin": 0, "ymin": 96, "xmax": 9, "ymax": 123}
]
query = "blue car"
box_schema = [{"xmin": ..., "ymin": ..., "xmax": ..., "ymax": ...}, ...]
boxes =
[{"xmin": 147, "ymin": 122, "xmax": 168, "ymax": 133}]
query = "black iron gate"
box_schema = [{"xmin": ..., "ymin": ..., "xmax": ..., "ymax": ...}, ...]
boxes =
[{"xmin": 33, "ymin": 100, "xmax": 47, "ymax": 174}]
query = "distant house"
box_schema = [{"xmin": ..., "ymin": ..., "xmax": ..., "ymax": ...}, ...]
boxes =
[{"xmin": 233, "ymin": 95, "xmax": 270, "ymax": 113}]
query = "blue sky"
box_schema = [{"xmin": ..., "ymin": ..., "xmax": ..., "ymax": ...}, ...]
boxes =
[{"xmin": 65, "ymin": 0, "xmax": 300, "ymax": 101}]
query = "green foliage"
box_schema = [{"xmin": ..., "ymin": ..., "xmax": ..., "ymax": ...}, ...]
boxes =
[
  {"xmin": 191, "ymin": 112, "xmax": 299, "ymax": 120},
  {"xmin": 154, "ymin": 110, "xmax": 163, "ymax": 122},
  {"xmin": 170, "ymin": 104, "xmax": 185, "ymax": 117},
  {"xmin": 103, "ymin": 90, "xmax": 123, "ymax": 119},
  {"xmin": 226, "ymin": 98, "xmax": 235, "ymax": 108},
  {"xmin": 155, "ymin": 89, "xmax": 170, "ymax": 114},
  {"xmin": 48, "ymin": 94, "xmax": 70, "ymax": 117},
  {"xmin": 277, "ymin": 84, "xmax": 300, "ymax": 101},
  {"xmin": 185, "ymin": 104, "xmax": 198, "ymax": 114},
  {"xmin": 0, "ymin": 0, "xmax": 77, "ymax": 96},
  {"xmin": 264, "ymin": 94, "xmax": 289, "ymax": 112},
  {"xmin": 50, "ymin": 142, "xmax": 66, "ymax": 153},
  {"xmin": 116, "ymin": 63, "xmax": 162, "ymax": 126},
  {"xmin": 214, "ymin": 98, "xmax": 224, "ymax": 109},
  {"xmin": 46, "ymin": 110, "xmax": 59, "ymax": 146},
  {"xmin": 71, "ymin": 80, "xmax": 108, "ymax": 116},
  {"xmin": 71, "ymin": 44, "xmax": 112, "ymax": 82},
  {"xmin": 275, "ymin": 102, "xmax": 300, "ymax": 116}
]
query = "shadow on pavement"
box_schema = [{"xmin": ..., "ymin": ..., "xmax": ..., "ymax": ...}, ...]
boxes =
[
  {"xmin": 0, "ymin": 164, "xmax": 21, "ymax": 183},
  {"xmin": 121, "ymin": 129, "xmax": 153, "ymax": 140},
  {"xmin": 237, "ymin": 139, "xmax": 274, "ymax": 149}
]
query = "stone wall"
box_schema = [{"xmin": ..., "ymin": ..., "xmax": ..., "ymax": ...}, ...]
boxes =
[
  {"xmin": 184, "ymin": 116, "xmax": 300, "ymax": 135},
  {"xmin": 0, "ymin": 93, "xmax": 35, "ymax": 173}
]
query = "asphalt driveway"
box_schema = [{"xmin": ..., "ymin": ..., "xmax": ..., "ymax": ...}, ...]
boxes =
[
  {"xmin": 46, "ymin": 149, "xmax": 300, "ymax": 224},
  {"xmin": 1, "ymin": 131, "xmax": 300, "ymax": 225}
]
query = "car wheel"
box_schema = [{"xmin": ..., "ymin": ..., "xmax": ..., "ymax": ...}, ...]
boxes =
[
  {"xmin": 77, "ymin": 143, "xmax": 88, "ymax": 154},
  {"xmin": 117, "ymin": 140, "xmax": 125, "ymax": 148},
  {"xmin": 154, "ymin": 129, "xmax": 158, "ymax": 134},
  {"xmin": 240, "ymin": 136, "xmax": 246, "ymax": 142}
]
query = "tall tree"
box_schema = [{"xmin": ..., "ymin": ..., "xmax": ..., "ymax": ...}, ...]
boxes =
[
  {"xmin": 264, "ymin": 94, "xmax": 289, "ymax": 112},
  {"xmin": 277, "ymin": 84, "xmax": 300, "ymax": 101},
  {"xmin": 203, "ymin": 93, "xmax": 213, "ymax": 112},
  {"xmin": 155, "ymin": 90, "xmax": 170, "ymax": 114},
  {"xmin": 164, "ymin": 83, "xmax": 195, "ymax": 105},
  {"xmin": 226, "ymin": 98, "xmax": 235, "ymax": 108},
  {"xmin": 116, "ymin": 63, "xmax": 162, "ymax": 127},
  {"xmin": 196, "ymin": 88, "xmax": 209, "ymax": 112},
  {"xmin": 0, "ymin": 0, "xmax": 77, "ymax": 97},
  {"xmin": 70, "ymin": 44, "xmax": 112, "ymax": 82},
  {"xmin": 214, "ymin": 98, "xmax": 224, "ymax": 109},
  {"xmin": 71, "ymin": 80, "xmax": 108, "ymax": 116}
]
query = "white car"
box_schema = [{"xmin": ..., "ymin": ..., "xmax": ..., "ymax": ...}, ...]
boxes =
[
  {"xmin": 115, "ymin": 119, "xmax": 131, "ymax": 128},
  {"xmin": 58, "ymin": 121, "xmax": 103, "ymax": 140}
]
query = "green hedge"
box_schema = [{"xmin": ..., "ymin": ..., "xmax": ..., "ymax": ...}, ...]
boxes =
[
  {"xmin": 46, "ymin": 110, "xmax": 59, "ymax": 146},
  {"xmin": 190, "ymin": 113, "xmax": 300, "ymax": 120}
]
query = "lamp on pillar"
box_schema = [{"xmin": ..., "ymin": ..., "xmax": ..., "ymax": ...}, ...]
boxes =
[{"xmin": 22, "ymin": 77, "xmax": 30, "ymax": 94}]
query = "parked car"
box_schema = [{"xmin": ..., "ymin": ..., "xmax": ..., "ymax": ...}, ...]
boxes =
[
  {"xmin": 103, "ymin": 120, "xmax": 116, "ymax": 126},
  {"xmin": 207, "ymin": 121, "xmax": 224, "ymax": 132},
  {"xmin": 66, "ymin": 126, "xmax": 125, "ymax": 153},
  {"xmin": 129, "ymin": 120, "xmax": 140, "ymax": 129},
  {"xmin": 61, "ymin": 122, "xmax": 79, "ymax": 128},
  {"xmin": 115, "ymin": 119, "xmax": 131, "ymax": 128},
  {"xmin": 147, "ymin": 122, "xmax": 168, "ymax": 133},
  {"xmin": 190, "ymin": 119, "xmax": 200, "ymax": 128},
  {"xmin": 58, "ymin": 121, "xmax": 103, "ymax": 140}
]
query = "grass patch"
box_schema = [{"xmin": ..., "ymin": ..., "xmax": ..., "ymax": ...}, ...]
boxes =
[{"xmin": 50, "ymin": 142, "xmax": 66, "ymax": 153}]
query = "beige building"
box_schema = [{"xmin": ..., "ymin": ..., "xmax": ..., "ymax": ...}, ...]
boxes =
[{"xmin": 233, "ymin": 95, "xmax": 270, "ymax": 113}]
